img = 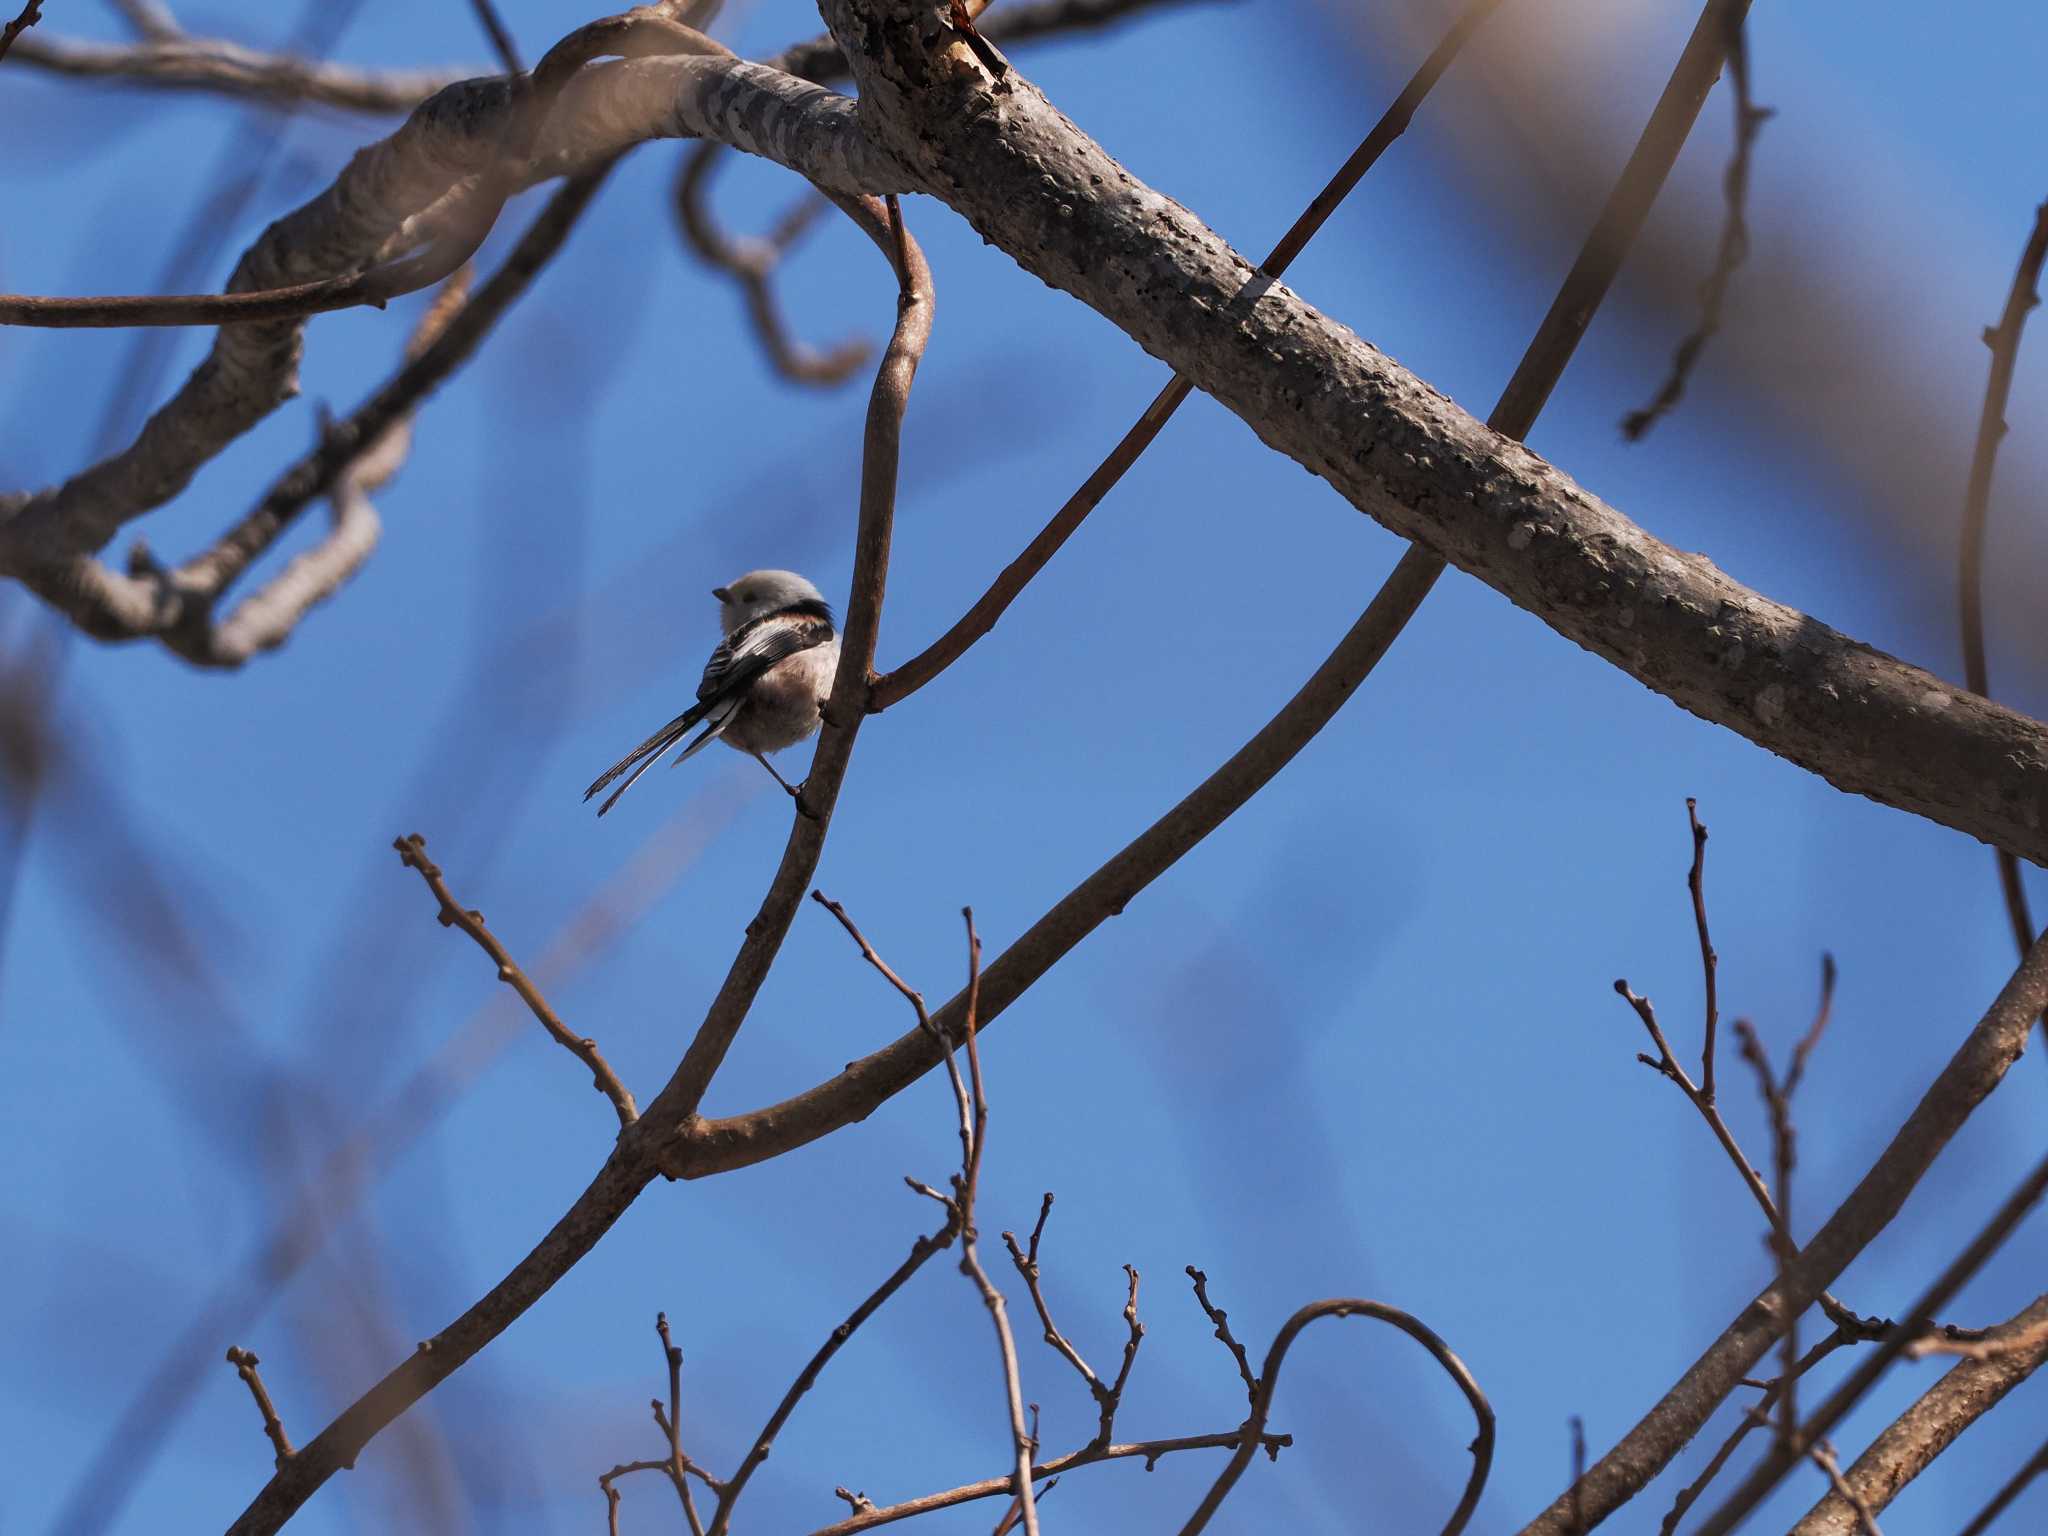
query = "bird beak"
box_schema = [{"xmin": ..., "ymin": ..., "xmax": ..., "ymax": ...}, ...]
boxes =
[{"xmin": 710, "ymin": 586, "xmax": 731, "ymax": 602}]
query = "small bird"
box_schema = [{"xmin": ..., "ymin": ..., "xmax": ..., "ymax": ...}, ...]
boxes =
[{"xmin": 584, "ymin": 569, "xmax": 841, "ymax": 817}]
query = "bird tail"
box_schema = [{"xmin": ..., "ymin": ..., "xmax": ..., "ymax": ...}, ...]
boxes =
[{"xmin": 584, "ymin": 701, "xmax": 712, "ymax": 817}]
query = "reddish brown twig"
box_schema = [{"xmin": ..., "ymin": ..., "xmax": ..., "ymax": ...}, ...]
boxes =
[
  {"xmin": 224, "ymin": 1347, "xmax": 296, "ymax": 1468},
  {"xmin": 1686, "ymin": 799, "xmax": 1720, "ymax": 1101},
  {"xmin": 598, "ymin": 1313, "xmax": 714, "ymax": 1536},
  {"xmin": 394, "ymin": 834, "xmax": 637, "ymax": 1126},
  {"xmin": 1657, "ymin": 1328, "xmax": 1851, "ymax": 1535},
  {"xmin": 1000, "ymin": 1195, "xmax": 1145, "ymax": 1448},
  {"xmin": 866, "ymin": 0, "xmax": 1509, "ymax": 711},
  {"xmin": 0, "ymin": 0, "xmax": 43, "ymax": 65},
  {"xmin": 1184, "ymin": 1266, "xmax": 1260, "ymax": 1409},
  {"xmin": 1177, "ymin": 1298, "xmax": 1494, "ymax": 1536},
  {"xmin": 1956, "ymin": 201, "xmax": 2048, "ymax": 974},
  {"xmin": 674, "ymin": 143, "xmax": 869, "ymax": 385},
  {"xmin": 951, "ymin": 906, "xmax": 1041, "ymax": 1536},
  {"xmin": 1734, "ymin": 1016, "xmax": 1801, "ymax": 1450},
  {"xmin": 1621, "ymin": 7, "xmax": 1772, "ymax": 438}
]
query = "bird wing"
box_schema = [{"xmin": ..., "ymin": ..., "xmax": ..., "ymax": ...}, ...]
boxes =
[
  {"xmin": 583, "ymin": 616, "xmax": 833, "ymax": 816},
  {"xmin": 694, "ymin": 614, "xmax": 832, "ymax": 703}
]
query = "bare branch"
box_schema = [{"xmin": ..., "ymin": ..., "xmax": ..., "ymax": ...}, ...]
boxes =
[
  {"xmin": 0, "ymin": 0, "xmax": 45, "ymax": 66},
  {"xmin": 1788, "ymin": 1295, "xmax": 2048, "ymax": 1536},
  {"xmin": 1176, "ymin": 1298, "xmax": 1494, "ymax": 1536},
  {"xmin": 1957, "ymin": 1439, "xmax": 2048, "ymax": 1536},
  {"xmin": 674, "ymin": 550, "xmax": 1444, "ymax": 1178},
  {"xmin": 1520, "ymin": 926, "xmax": 2048, "ymax": 1536},
  {"xmin": 702, "ymin": 1209, "xmax": 960, "ymax": 1536},
  {"xmin": 1686, "ymin": 799, "xmax": 1720, "ymax": 1100},
  {"xmin": 394, "ymin": 834, "xmax": 638, "ymax": 1127},
  {"xmin": 224, "ymin": 1348, "xmax": 296, "ymax": 1468},
  {"xmin": 1690, "ymin": 1145, "xmax": 2048, "ymax": 1536},
  {"xmin": 223, "ymin": 184, "xmax": 930, "ymax": 1536},
  {"xmin": 7, "ymin": 29, "xmax": 459, "ymax": 111},
  {"xmin": 999, "ymin": 1195, "xmax": 1144, "ymax": 1447},
  {"xmin": 804, "ymin": 1432, "xmax": 1288, "ymax": 1536},
  {"xmin": 1621, "ymin": 9, "xmax": 1772, "ymax": 438},
  {"xmin": 467, "ymin": 0, "xmax": 522, "ymax": 73},
  {"xmin": 867, "ymin": 0, "xmax": 1507, "ymax": 710},
  {"xmin": 674, "ymin": 144, "xmax": 869, "ymax": 385},
  {"xmin": 1807, "ymin": 1442, "xmax": 1883, "ymax": 1536},
  {"xmin": 1184, "ymin": 1267, "xmax": 1259, "ymax": 1409},
  {"xmin": 952, "ymin": 907, "xmax": 1042, "ymax": 1536},
  {"xmin": 1956, "ymin": 201, "xmax": 2048, "ymax": 962}
]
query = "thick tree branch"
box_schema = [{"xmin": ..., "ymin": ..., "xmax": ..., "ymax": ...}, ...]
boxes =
[
  {"xmin": 1786, "ymin": 1294, "xmax": 2048, "ymax": 1536},
  {"xmin": 823, "ymin": 0, "xmax": 2048, "ymax": 866}
]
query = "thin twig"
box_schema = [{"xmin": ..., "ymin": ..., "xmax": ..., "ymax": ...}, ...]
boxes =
[
  {"xmin": 1568, "ymin": 1416, "xmax": 1586, "ymax": 1535},
  {"xmin": 674, "ymin": 143, "xmax": 868, "ymax": 385},
  {"xmin": 1956, "ymin": 1439, "xmax": 2048, "ymax": 1536},
  {"xmin": 1621, "ymin": 7, "xmax": 1772, "ymax": 438},
  {"xmin": 394, "ymin": 834, "xmax": 637, "ymax": 1126},
  {"xmin": 466, "ymin": 0, "xmax": 522, "ymax": 73},
  {"xmin": 1808, "ymin": 1441, "xmax": 1884, "ymax": 1536},
  {"xmin": 1904, "ymin": 1314, "xmax": 2048, "ymax": 1363},
  {"xmin": 0, "ymin": 0, "xmax": 45, "ymax": 65},
  {"xmin": 1657, "ymin": 1329, "xmax": 1850, "ymax": 1536},
  {"xmin": 802, "ymin": 1432, "xmax": 1289, "ymax": 1536},
  {"xmin": 1955, "ymin": 201, "xmax": 2048, "ymax": 969},
  {"xmin": 224, "ymin": 1348, "xmax": 296, "ymax": 1468},
  {"xmin": 1734, "ymin": 1017, "xmax": 1800, "ymax": 1452},
  {"xmin": 953, "ymin": 906, "xmax": 1041, "ymax": 1536},
  {"xmin": 1687, "ymin": 799, "xmax": 1720, "ymax": 1101},
  {"xmin": 1185, "ymin": 1267, "xmax": 1260, "ymax": 1408},
  {"xmin": 703, "ymin": 1210, "xmax": 961, "ymax": 1536},
  {"xmin": 1177, "ymin": 1299, "xmax": 1494, "ymax": 1536},
  {"xmin": 1690, "ymin": 1145, "xmax": 2048, "ymax": 1536}
]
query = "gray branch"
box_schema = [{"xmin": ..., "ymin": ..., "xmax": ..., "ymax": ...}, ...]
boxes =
[
  {"xmin": 816, "ymin": 0, "xmax": 2048, "ymax": 865},
  {"xmin": 10, "ymin": 29, "xmax": 462, "ymax": 113}
]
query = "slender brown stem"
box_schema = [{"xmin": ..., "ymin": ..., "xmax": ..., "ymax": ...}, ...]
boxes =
[
  {"xmin": 466, "ymin": 0, "xmax": 523, "ymax": 73},
  {"xmin": 1184, "ymin": 1266, "xmax": 1260, "ymax": 1408},
  {"xmin": 1809, "ymin": 1442, "xmax": 1884, "ymax": 1536},
  {"xmin": 1686, "ymin": 799, "xmax": 1719, "ymax": 1101},
  {"xmin": 1176, "ymin": 1299, "xmax": 1494, "ymax": 1536},
  {"xmin": 0, "ymin": 0, "xmax": 43, "ymax": 64},
  {"xmin": 394, "ymin": 833, "xmax": 638, "ymax": 1126},
  {"xmin": 224, "ymin": 1347, "xmax": 296, "ymax": 1468},
  {"xmin": 1956, "ymin": 202, "xmax": 2048, "ymax": 968},
  {"xmin": 1956, "ymin": 1438, "xmax": 2048, "ymax": 1536},
  {"xmin": 1657, "ymin": 1331, "xmax": 1850, "ymax": 1536}
]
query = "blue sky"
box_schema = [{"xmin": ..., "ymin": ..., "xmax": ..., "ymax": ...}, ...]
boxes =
[{"xmin": 2, "ymin": 1, "xmax": 2045, "ymax": 1533}]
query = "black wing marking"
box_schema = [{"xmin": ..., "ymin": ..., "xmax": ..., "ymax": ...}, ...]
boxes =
[{"xmin": 584, "ymin": 616, "xmax": 833, "ymax": 816}]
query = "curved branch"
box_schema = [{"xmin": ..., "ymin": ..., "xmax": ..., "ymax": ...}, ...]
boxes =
[
  {"xmin": 1177, "ymin": 1299, "xmax": 1494, "ymax": 1536},
  {"xmin": 224, "ymin": 189, "xmax": 931, "ymax": 1536},
  {"xmin": 7, "ymin": 29, "xmax": 461, "ymax": 111}
]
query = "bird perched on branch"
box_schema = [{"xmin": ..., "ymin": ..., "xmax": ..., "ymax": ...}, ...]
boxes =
[{"xmin": 584, "ymin": 569, "xmax": 840, "ymax": 817}]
